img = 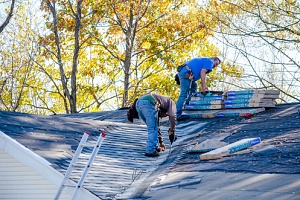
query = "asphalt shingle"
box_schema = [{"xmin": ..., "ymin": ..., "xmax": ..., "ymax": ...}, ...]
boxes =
[
  {"xmin": 1, "ymin": 102, "xmax": 300, "ymax": 199},
  {"xmin": 0, "ymin": 109, "xmax": 206, "ymax": 199}
]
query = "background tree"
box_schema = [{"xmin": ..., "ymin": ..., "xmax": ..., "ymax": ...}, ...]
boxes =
[
  {"xmin": 204, "ymin": 0, "xmax": 300, "ymax": 102},
  {"xmin": 87, "ymin": 0, "xmax": 229, "ymax": 107},
  {"xmin": 0, "ymin": 0, "xmax": 16, "ymax": 102},
  {"xmin": 40, "ymin": 0, "xmax": 84, "ymax": 114},
  {"xmin": 0, "ymin": 1, "xmax": 43, "ymax": 113},
  {"xmin": 39, "ymin": 0, "xmax": 127, "ymax": 114},
  {"xmin": 0, "ymin": 0, "xmax": 15, "ymax": 33},
  {"xmin": 1, "ymin": 0, "xmax": 243, "ymax": 114},
  {"xmin": 39, "ymin": 0, "xmax": 234, "ymax": 113}
]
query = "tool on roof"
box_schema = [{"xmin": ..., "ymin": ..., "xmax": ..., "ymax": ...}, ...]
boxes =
[
  {"xmin": 54, "ymin": 131, "xmax": 106, "ymax": 200},
  {"xmin": 158, "ymin": 128, "xmax": 166, "ymax": 152},
  {"xmin": 168, "ymin": 128, "xmax": 177, "ymax": 145}
]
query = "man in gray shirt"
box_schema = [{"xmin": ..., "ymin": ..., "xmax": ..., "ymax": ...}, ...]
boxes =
[{"xmin": 127, "ymin": 93, "xmax": 177, "ymax": 157}]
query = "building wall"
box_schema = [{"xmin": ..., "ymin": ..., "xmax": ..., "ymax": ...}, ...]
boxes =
[
  {"xmin": 0, "ymin": 149, "xmax": 71, "ymax": 200},
  {"xmin": 0, "ymin": 150, "xmax": 70, "ymax": 200},
  {"xmin": 0, "ymin": 132, "xmax": 99, "ymax": 200}
]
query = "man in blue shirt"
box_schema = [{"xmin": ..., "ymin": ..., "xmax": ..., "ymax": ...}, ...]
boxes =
[{"xmin": 176, "ymin": 57, "xmax": 221, "ymax": 120}]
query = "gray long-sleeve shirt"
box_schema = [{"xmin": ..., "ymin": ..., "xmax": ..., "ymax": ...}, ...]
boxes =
[{"xmin": 152, "ymin": 93, "xmax": 177, "ymax": 130}]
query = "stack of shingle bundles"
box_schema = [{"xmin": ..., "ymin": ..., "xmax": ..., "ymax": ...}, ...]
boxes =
[
  {"xmin": 185, "ymin": 92, "xmax": 225, "ymax": 110},
  {"xmin": 224, "ymin": 90, "xmax": 280, "ymax": 109}
]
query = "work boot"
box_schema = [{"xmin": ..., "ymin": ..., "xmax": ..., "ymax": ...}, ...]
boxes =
[{"xmin": 144, "ymin": 150, "xmax": 160, "ymax": 157}]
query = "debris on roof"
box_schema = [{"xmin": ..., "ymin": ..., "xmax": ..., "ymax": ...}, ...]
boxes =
[
  {"xmin": 149, "ymin": 176, "xmax": 202, "ymax": 191},
  {"xmin": 187, "ymin": 139, "xmax": 227, "ymax": 153},
  {"xmin": 200, "ymin": 137, "xmax": 261, "ymax": 160},
  {"xmin": 185, "ymin": 107, "xmax": 265, "ymax": 119},
  {"xmin": 251, "ymin": 144, "xmax": 282, "ymax": 156}
]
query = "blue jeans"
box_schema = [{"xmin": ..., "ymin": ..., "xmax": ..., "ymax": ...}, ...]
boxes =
[
  {"xmin": 136, "ymin": 100, "xmax": 159, "ymax": 154},
  {"xmin": 176, "ymin": 72, "xmax": 197, "ymax": 118}
]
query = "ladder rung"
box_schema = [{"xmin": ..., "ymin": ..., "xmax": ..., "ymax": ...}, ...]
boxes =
[
  {"xmin": 81, "ymin": 143, "xmax": 97, "ymax": 148},
  {"xmin": 63, "ymin": 184, "xmax": 76, "ymax": 187},
  {"xmin": 71, "ymin": 163, "xmax": 84, "ymax": 167}
]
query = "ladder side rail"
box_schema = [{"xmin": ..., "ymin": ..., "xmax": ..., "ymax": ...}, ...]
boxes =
[
  {"xmin": 54, "ymin": 132, "xmax": 90, "ymax": 200},
  {"xmin": 71, "ymin": 132, "xmax": 106, "ymax": 200}
]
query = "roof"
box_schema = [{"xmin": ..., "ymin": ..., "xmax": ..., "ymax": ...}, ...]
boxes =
[
  {"xmin": 0, "ymin": 108, "xmax": 206, "ymax": 199},
  {"xmin": 0, "ymin": 102, "xmax": 299, "ymax": 199}
]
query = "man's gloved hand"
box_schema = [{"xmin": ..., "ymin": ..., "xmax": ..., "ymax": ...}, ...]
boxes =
[{"xmin": 168, "ymin": 128, "xmax": 177, "ymax": 145}]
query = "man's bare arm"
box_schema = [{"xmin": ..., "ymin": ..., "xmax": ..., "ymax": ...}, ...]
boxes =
[{"xmin": 200, "ymin": 69, "xmax": 208, "ymax": 93}]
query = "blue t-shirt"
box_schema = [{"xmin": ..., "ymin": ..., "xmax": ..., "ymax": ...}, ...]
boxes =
[{"xmin": 181, "ymin": 57, "xmax": 213, "ymax": 81}]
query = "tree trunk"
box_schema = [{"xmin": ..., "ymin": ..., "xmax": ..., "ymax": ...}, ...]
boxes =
[
  {"xmin": 70, "ymin": 0, "xmax": 83, "ymax": 113},
  {"xmin": 122, "ymin": 9, "xmax": 134, "ymax": 107}
]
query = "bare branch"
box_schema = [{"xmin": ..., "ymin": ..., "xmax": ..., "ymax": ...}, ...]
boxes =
[{"xmin": 0, "ymin": 0, "xmax": 15, "ymax": 33}]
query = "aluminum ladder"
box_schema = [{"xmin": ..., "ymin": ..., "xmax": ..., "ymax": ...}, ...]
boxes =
[{"xmin": 54, "ymin": 131, "xmax": 106, "ymax": 200}]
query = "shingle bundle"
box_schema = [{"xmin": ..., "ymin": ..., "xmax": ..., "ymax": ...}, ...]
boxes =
[
  {"xmin": 224, "ymin": 90, "xmax": 280, "ymax": 109},
  {"xmin": 185, "ymin": 92, "xmax": 225, "ymax": 110},
  {"xmin": 185, "ymin": 90, "xmax": 280, "ymax": 110}
]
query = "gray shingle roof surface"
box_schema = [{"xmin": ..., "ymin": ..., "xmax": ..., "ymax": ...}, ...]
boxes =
[
  {"xmin": 173, "ymin": 103, "xmax": 300, "ymax": 174},
  {"xmin": 0, "ymin": 109, "xmax": 206, "ymax": 199},
  {"xmin": 1, "ymin": 102, "xmax": 300, "ymax": 199}
]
